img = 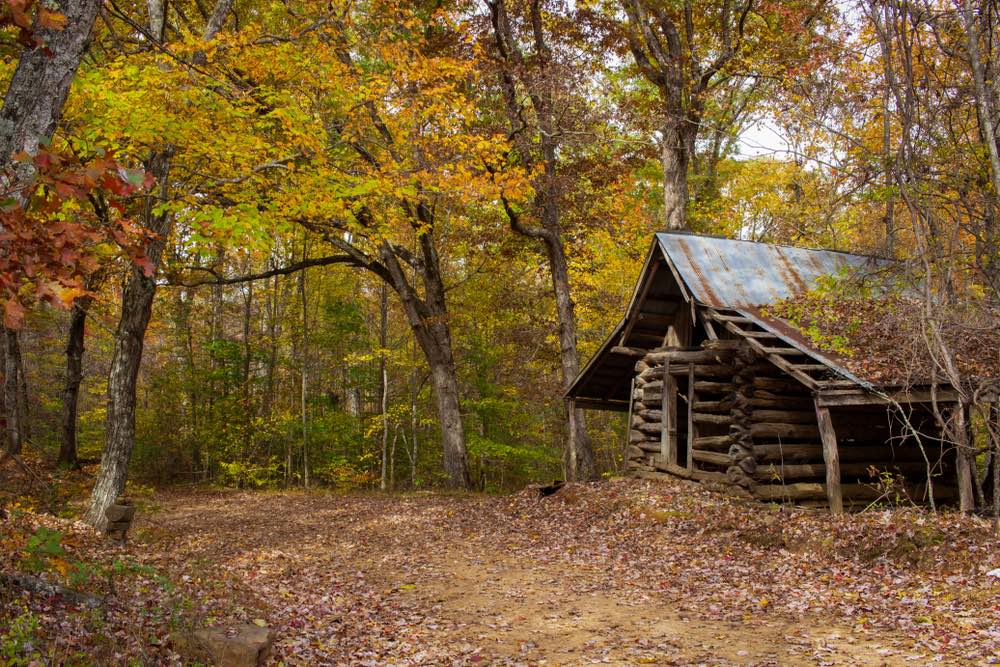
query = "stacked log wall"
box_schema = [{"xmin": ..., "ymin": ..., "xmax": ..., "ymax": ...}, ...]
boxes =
[{"xmin": 624, "ymin": 335, "xmax": 958, "ymax": 508}]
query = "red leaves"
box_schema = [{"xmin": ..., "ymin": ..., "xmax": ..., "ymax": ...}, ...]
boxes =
[
  {"xmin": 0, "ymin": 148, "xmax": 155, "ymax": 328},
  {"xmin": 3, "ymin": 298, "xmax": 25, "ymax": 328},
  {"xmin": 0, "ymin": 0, "xmax": 67, "ymax": 47},
  {"xmin": 36, "ymin": 7, "xmax": 65, "ymax": 30}
]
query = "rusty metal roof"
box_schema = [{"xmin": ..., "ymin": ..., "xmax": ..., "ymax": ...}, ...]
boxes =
[
  {"xmin": 656, "ymin": 233, "xmax": 879, "ymax": 308},
  {"xmin": 567, "ymin": 234, "xmax": 893, "ymax": 408}
]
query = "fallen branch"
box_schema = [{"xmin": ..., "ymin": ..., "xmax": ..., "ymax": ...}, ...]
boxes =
[{"xmin": 1, "ymin": 571, "xmax": 104, "ymax": 608}]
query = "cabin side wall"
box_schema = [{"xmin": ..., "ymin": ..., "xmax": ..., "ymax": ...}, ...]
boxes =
[{"xmin": 625, "ymin": 342, "xmax": 958, "ymax": 508}]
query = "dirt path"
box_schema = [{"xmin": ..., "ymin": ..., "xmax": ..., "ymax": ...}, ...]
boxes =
[
  {"xmin": 406, "ymin": 550, "xmax": 906, "ymax": 666},
  {"xmin": 135, "ymin": 484, "xmax": 987, "ymax": 666}
]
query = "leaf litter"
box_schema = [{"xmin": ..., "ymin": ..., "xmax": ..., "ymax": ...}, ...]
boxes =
[{"xmin": 2, "ymin": 477, "xmax": 999, "ymax": 665}]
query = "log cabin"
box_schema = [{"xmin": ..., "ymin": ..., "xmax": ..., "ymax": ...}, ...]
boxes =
[{"xmin": 567, "ymin": 232, "xmax": 968, "ymax": 512}]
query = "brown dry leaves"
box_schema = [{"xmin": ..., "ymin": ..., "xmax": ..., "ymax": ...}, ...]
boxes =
[
  {"xmin": 767, "ymin": 293, "xmax": 1000, "ymax": 386},
  {"xmin": 2, "ymin": 479, "xmax": 1000, "ymax": 665}
]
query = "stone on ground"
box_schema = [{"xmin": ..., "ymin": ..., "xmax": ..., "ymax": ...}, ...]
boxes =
[{"xmin": 175, "ymin": 624, "xmax": 275, "ymax": 667}]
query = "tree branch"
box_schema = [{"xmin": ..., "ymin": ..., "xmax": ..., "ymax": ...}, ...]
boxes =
[{"xmin": 167, "ymin": 255, "xmax": 356, "ymax": 287}]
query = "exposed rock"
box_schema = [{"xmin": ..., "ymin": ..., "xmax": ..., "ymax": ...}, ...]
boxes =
[{"xmin": 175, "ymin": 624, "xmax": 275, "ymax": 667}]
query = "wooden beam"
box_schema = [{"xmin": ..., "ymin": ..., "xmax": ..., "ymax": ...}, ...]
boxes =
[
  {"xmin": 693, "ymin": 435, "xmax": 731, "ymax": 451},
  {"xmin": 692, "ymin": 449, "xmax": 731, "ymax": 466},
  {"xmin": 661, "ymin": 360, "xmax": 678, "ymax": 465},
  {"xmin": 697, "ymin": 310, "xmax": 719, "ymax": 340},
  {"xmin": 610, "ymin": 346, "xmax": 648, "ymax": 358},
  {"xmin": 816, "ymin": 387, "xmax": 961, "ymax": 407},
  {"xmin": 815, "ymin": 401, "xmax": 843, "ymax": 514},
  {"xmin": 686, "ymin": 364, "xmax": 695, "ymax": 471},
  {"xmin": 707, "ymin": 310, "xmax": 819, "ymax": 389},
  {"xmin": 619, "ymin": 261, "xmax": 660, "ymax": 346}
]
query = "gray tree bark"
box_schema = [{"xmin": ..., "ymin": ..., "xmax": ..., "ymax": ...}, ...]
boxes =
[
  {"xmin": 660, "ymin": 119, "xmax": 693, "ymax": 232},
  {"xmin": 0, "ymin": 0, "xmax": 102, "ymax": 454},
  {"xmin": 58, "ymin": 295, "xmax": 92, "ymax": 467},
  {"xmin": 488, "ymin": 0, "xmax": 596, "ymax": 480},
  {"xmin": 374, "ymin": 236, "xmax": 471, "ymax": 489},
  {"xmin": 3, "ymin": 330, "xmax": 22, "ymax": 453},
  {"xmin": 85, "ymin": 150, "xmax": 173, "ymax": 527},
  {"xmin": 0, "ymin": 0, "xmax": 102, "ymax": 169}
]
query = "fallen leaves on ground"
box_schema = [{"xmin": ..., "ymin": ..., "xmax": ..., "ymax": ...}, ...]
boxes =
[{"xmin": 2, "ymin": 478, "xmax": 1000, "ymax": 665}]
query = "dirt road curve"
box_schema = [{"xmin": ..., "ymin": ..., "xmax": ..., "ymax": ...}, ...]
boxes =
[{"xmin": 143, "ymin": 480, "xmax": 997, "ymax": 666}]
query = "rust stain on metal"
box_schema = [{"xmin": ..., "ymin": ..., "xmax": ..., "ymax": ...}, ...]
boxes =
[
  {"xmin": 775, "ymin": 250, "xmax": 809, "ymax": 294},
  {"xmin": 675, "ymin": 237, "xmax": 723, "ymax": 307},
  {"xmin": 656, "ymin": 233, "xmax": 877, "ymax": 308}
]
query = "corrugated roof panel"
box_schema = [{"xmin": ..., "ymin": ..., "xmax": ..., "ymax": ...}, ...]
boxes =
[{"xmin": 656, "ymin": 233, "xmax": 878, "ymax": 308}]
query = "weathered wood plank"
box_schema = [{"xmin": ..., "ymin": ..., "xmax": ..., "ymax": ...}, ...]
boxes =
[
  {"xmin": 693, "ymin": 413, "xmax": 732, "ymax": 425},
  {"xmin": 662, "ymin": 361, "xmax": 678, "ymax": 464},
  {"xmin": 753, "ymin": 443, "xmax": 933, "ymax": 463},
  {"xmin": 694, "ymin": 381, "xmax": 735, "ymax": 394},
  {"xmin": 816, "ymin": 387, "xmax": 961, "ymax": 407},
  {"xmin": 750, "ymin": 409, "xmax": 816, "ymax": 424},
  {"xmin": 692, "ymin": 449, "xmax": 732, "ymax": 466},
  {"xmin": 756, "ymin": 461, "xmax": 932, "ymax": 481},
  {"xmin": 693, "ymin": 435, "xmax": 731, "ymax": 451},
  {"xmin": 815, "ymin": 402, "xmax": 843, "ymax": 513},
  {"xmin": 750, "ymin": 422, "xmax": 820, "ymax": 439},
  {"xmin": 686, "ymin": 364, "xmax": 696, "ymax": 471},
  {"xmin": 693, "ymin": 399, "xmax": 732, "ymax": 412}
]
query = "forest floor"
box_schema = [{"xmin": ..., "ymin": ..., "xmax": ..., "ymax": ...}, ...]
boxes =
[{"xmin": 3, "ymin": 476, "xmax": 1000, "ymax": 665}]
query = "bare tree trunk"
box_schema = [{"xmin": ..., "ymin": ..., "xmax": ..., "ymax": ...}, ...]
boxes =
[
  {"xmin": 146, "ymin": 0, "xmax": 166, "ymax": 43},
  {"xmin": 85, "ymin": 149, "xmax": 173, "ymax": 528},
  {"xmin": 58, "ymin": 296, "xmax": 92, "ymax": 467},
  {"xmin": 299, "ymin": 261, "xmax": 309, "ymax": 488},
  {"xmin": 880, "ymin": 0, "xmax": 896, "ymax": 258},
  {"xmin": 487, "ymin": 0, "xmax": 597, "ymax": 480},
  {"xmin": 953, "ymin": 404, "xmax": 976, "ymax": 514},
  {"xmin": 410, "ymin": 338, "xmax": 419, "ymax": 487},
  {"xmin": 661, "ymin": 118, "xmax": 690, "ymax": 231},
  {"xmin": 3, "ymin": 330, "xmax": 22, "ymax": 454},
  {"xmin": 425, "ymin": 346, "xmax": 469, "ymax": 488},
  {"xmin": 544, "ymin": 240, "xmax": 596, "ymax": 480},
  {"xmin": 379, "ymin": 285, "xmax": 389, "ymax": 492},
  {"xmin": 0, "ymin": 0, "xmax": 102, "ymax": 455},
  {"xmin": 962, "ymin": 0, "xmax": 1000, "ymax": 205},
  {"xmin": 374, "ymin": 237, "xmax": 471, "ymax": 489},
  {"xmin": 263, "ymin": 270, "xmax": 280, "ymax": 419}
]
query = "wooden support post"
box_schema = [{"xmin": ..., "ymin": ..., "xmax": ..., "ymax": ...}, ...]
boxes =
[
  {"xmin": 954, "ymin": 404, "xmax": 975, "ymax": 514},
  {"xmin": 661, "ymin": 359, "xmax": 678, "ymax": 464},
  {"xmin": 814, "ymin": 401, "xmax": 843, "ymax": 514},
  {"xmin": 624, "ymin": 376, "xmax": 636, "ymax": 468},
  {"xmin": 686, "ymin": 364, "xmax": 695, "ymax": 470}
]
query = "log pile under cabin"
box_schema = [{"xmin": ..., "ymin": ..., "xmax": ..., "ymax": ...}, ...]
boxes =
[{"xmin": 569, "ymin": 233, "xmax": 965, "ymax": 512}]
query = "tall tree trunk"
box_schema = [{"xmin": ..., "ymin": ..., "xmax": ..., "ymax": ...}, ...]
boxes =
[
  {"xmin": 379, "ymin": 284, "xmax": 389, "ymax": 492},
  {"xmin": 58, "ymin": 296, "xmax": 92, "ymax": 467},
  {"xmin": 410, "ymin": 338, "xmax": 419, "ymax": 488},
  {"xmin": 423, "ymin": 338, "xmax": 470, "ymax": 489},
  {"xmin": 3, "ymin": 330, "xmax": 22, "ymax": 454},
  {"xmin": 543, "ymin": 238, "xmax": 596, "ymax": 480},
  {"xmin": 299, "ymin": 260, "xmax": 309, "ymax": 488},
  {"xmin": 661, "ymin": 118, "xmax": 691, "ymax": 231},
  {"xmin": 85, "ymin": 149, "xmax": 173, "ymax": 527},
  {"xmin": 373, "ymin": 235, "xmax": 471, "ymax": 489},
  {"xmin": 488, "ymin": 0, "xmax": 597, "ymax": 480},
  {"xmin": 0, "ymin": 0, "xmax": 102, "ymax": 455},
  {"xmin": 263, "ymin": 270, "xmax": 280, "ymax": 419}
]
